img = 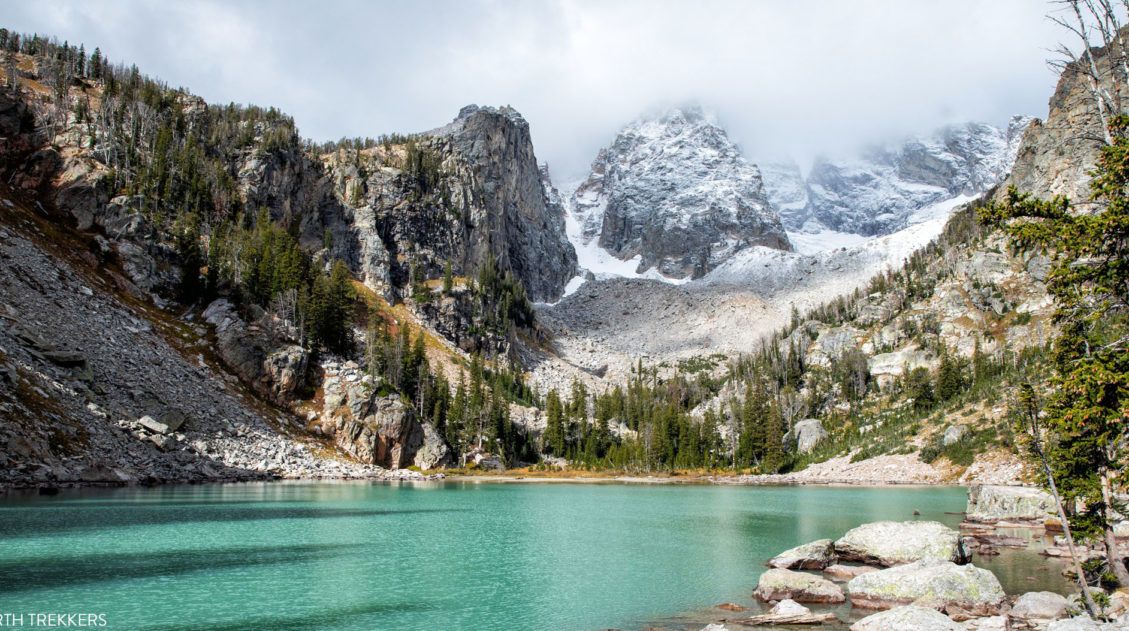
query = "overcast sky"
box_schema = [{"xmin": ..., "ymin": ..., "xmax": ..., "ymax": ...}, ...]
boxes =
[{"xmin": 6, "ymin": 0, "xmax": 1066, "ymax": 179}]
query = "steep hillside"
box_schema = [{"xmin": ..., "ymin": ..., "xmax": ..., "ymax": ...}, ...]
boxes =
[{"xmin": 0, "ymin": 36, "xmax": 567, "ymax": 485}]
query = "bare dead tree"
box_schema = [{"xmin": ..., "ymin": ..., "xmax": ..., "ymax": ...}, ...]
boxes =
[
  {"xmin": 1049, "ymin": 0, "xmax": 1129, "ymax": 144},
  {"xmin": 777, "ymin": 385, "xmax": 808, "ymax": 436},
  {"xmin": 1063, "ymin": 0, "xmax": 1113, "ymax": 142},
  {"xmin": 1017, "ymin": 385, "xmax": 1099, "ymax": 619}
]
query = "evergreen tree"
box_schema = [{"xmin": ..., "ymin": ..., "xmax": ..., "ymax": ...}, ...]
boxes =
[
  {"xmin": 981, "ymin": 115, "xmax": 1129, "ymax": 587},
  {"xmin": 906, "ymin": 367, "xmax": 935, "ymax": 411},
  {"xmin": 545, "ymin": 389, "xmax": 565, "ymax": 456},
  {"xmin": 442, "ymin": 260, "xmax": 454, "ymax": 294}
]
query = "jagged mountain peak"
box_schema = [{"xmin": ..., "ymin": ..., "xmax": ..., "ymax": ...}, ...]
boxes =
[
  {"xmin": 763, "ymin": 116, "xmax": 1034, "ymax": 236},
  {"xmin": 425, "ymin": 103, "xmax": 529, "ymax": 138},
  {"xmin": 567, "ymin": 105, "xmax": 790, "ymax": 281}
]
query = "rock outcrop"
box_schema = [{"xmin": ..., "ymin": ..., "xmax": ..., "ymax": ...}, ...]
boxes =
[
  {"xmin": 834, "ymin": 521, "xmax": 969, "ymax": 567},
  {"xmin": 203, "ymin": 300, "xmax": 309, "ymax": 404},
  {"xmin": 846, "ymin": 560, "xmax": 1006, "ymax": 615},
  {"xmin": 572, "ymin": 106, "xmax": 790, "ymax": 279},
  {"xmin": 753, "ymin": 568, "xmax": 846, "ymax": 604},
  {"xmin": 1002, "ymin": 35, "xmax": 1129, "ymax": 203},
  {"xmin": 417, "ymin": 105, "xmax": 577, "ymax": 301},
  {"xmin": 316, "ymin": 362, "xmax": 426, "ymax": 469}
]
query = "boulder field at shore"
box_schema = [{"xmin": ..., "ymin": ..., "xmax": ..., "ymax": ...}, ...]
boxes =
[{"xmin": 703, "ymin": 495, "xmax": 1129, "ymax": 631}]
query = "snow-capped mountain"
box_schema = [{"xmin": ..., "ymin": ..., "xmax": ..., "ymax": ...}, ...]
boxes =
[
  {"xmin": 766, "ymin": 116, "xmax": 1032, "ymax": 236},
  {"xmin": 568, "ymin": 106, "xmax": 791, "ymax": 280}
]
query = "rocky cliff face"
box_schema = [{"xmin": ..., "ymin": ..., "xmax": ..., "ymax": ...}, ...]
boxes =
[
  {"xmin": 328, "ymin": 105, "xmax": 576, "ymax": 303},
  {"xmin": 1001, "ymin": 37, "xmax": 1129, "ymax": 202},
  {"xmin": 767, "ymin": 119, "xmax": 1031, "ymax": 235},
  {"xmin": 571, "ymin": 107, "xmax": 790, "ymax": 279},
  {"xmin": 0, "ymin": 50, "xmax": 578, "ymax": 481}
]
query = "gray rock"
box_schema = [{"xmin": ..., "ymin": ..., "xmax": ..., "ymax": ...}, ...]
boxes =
[
  {"xmin": 835, "ymin": 521, "xmax": 968, "ymax": 566},
  {"xmin": 966, "ymin": 485, "xmax": 1056, "ymax": 524},
  {"xmin": 1010, "ymin": 591, "xmax": 1070, "ymax": 623},
  {"xmin": 824, "ymin": 564, "xmax": 879, "ymax": 582},
  {"xmin": 768, "ymin": 539, "xmax": 837, "ymax": 570},
  {"xmin": 943, "ymin": 425, "xmax": 966, "ymax": 446},
  {"xmin": 138, "ymin": 416, "xmax": 172, "ymax": 435},
  {"xmin": 770, "ymin": 599, "xmax": 811, "ymax": 617},
  {"xmin": 963, "ymin": 616, "xmax": 1009, "ymax": 630},
  {"xmin": 753, "ymin": 568, "xmax": 846, "ymax": 604},
  {"xmin": 412, "ymin": 422, "xmax": 452, "ymax": 471},
  {"xmin": 847, "ymin": 560, "xmax": 1006, "ymax": 616},
  {"xmin": 425, "ymin": 105, "xmax": 577, "ymax": 301},
  {"xmin": 784, "ymin": 419, "xmax": 828, "ymax": 454},
  {"xmin": 850, "ymin": 605, "xmax": 964, "ymax": 631},
  {"xmin": 204, "ymin": 299, "xmax": 309, "ymax": 404},
  {"xmin": 1046, "ymin": 616, "xmax": 1129, "ymax": 631}
]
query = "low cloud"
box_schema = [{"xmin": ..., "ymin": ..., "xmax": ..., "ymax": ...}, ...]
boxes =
[{"xmin": 7, "ymin": 0, "xmax": 1064, "ymax": 177}]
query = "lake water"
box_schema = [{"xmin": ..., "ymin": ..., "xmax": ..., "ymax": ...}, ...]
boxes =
[{"xmin": 0, "ymin": 482, "xmax": 1070, "ymax": 631}]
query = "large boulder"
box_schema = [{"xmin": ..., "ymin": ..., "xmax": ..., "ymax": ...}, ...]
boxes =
[
  {"xmin": 753, "ymin": 568, "xmax": 845, "ymax": 604},
  {"xmin": 412, "ymin": 422, "xmax": 452, "ymax": 471},
  {"xmin": 331, "ymin": 394, "xmax": 423, "ymax": 469},
  {"xmin": 784, "ymin": 419, "xmax": 828, "ymax": 454},
  {"xmin": 966, "ymin": 485, "xmax": 1056, "ymax": 524},
  {"xmin": 768, "ymin": 539, "xmax": 837, "ymax": 570},
  {"xmin": 846, "ymin": 560, "xmax": 1006, "ymax": 616},
  {"xmin": 835, "ymin": 521, "xmax": 968, "ymax": 567},
  {"xmin": 1010, "ymin": 591, "xmax": 1070, "ymax": 625},
  {"xmin": 850, "ymin": 605, "xmax": 963, "ymax": 631}
]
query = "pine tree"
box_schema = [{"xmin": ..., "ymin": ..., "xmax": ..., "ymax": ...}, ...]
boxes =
[
  {"xmin": 545, "ymin": 389, "xmax": 565, "ymax": 456},
  {"xmin": 981, "ymin": 115, "xmax": 1129, "ymax": 587},
  {"xmin": 442, "ymin": 260, "xmax": 454, "ymax": 294}
]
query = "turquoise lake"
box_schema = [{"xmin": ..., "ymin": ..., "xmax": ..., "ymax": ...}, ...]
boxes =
[{"xmin": 0, "ymin": 482, "xmax": 1068, "ymax": 630}]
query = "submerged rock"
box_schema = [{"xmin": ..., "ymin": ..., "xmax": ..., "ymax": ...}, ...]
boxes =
[
  {"xmin": 768, "ymin": 539, "xmax": 837, "ymax": 570},
  {"xmin": 753, "ymin": 568, "xmax": 846, "ymax": 604},
  {"xmin": 850, "ymin": 605, "xmax": 964, "ymax": 631},
  {"xmin": 846, "ymin": 560, "xmax": 1006, "ymax": 616},
  {"xmin": 835, "ymin": 520, "xmax": 968, "ymax": 566}
]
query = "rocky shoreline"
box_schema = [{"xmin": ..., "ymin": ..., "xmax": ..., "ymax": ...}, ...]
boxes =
[{"xmin": 682, "ymin": 485, "xmax": 1129, "ymax": 630}]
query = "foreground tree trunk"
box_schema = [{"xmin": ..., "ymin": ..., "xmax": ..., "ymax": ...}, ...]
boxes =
[{"xmin": 1101, "ymin": 470, "xmax": 1129, "ymax": 587}]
